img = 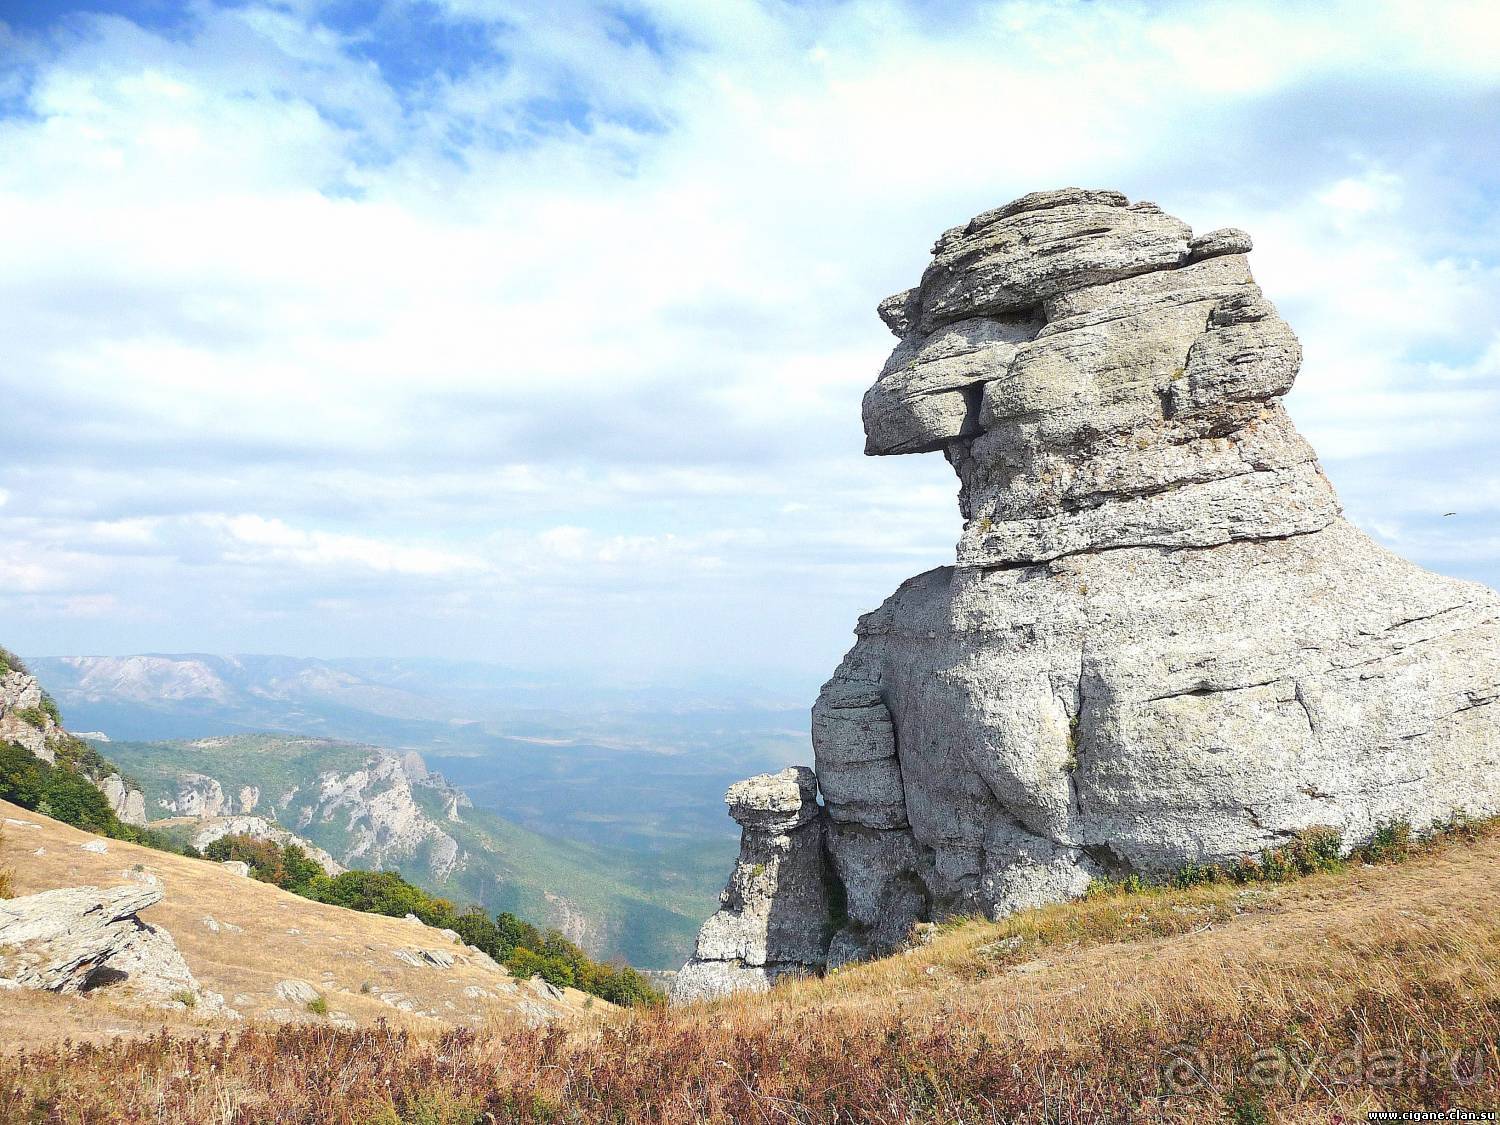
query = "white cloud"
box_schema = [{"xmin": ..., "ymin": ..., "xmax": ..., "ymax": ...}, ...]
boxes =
[{"xmin": 1, "ymin": 0, "xmax": 1498, "ymax": 677}]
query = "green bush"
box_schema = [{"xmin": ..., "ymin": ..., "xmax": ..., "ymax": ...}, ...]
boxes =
[
  {"xmin": 310, "ymin": 869, "xmax": 453, "ymax": 921},
  {"xmin": 0, "ymin": 741, "xmax": 195, "ymax": 857},
  {"xmin": 1356, "ymin": 819, "xmax": 1412, "ymax": 864},
  {"xmin": 292, "ymin": 864, "xmax": 661, "ymax": 1005},
  {"xmin": 506, "ymin": 947, "xmax": 573, "ymax": 990},
  {"xmin": 51, "ymin": 735, "xmax": 117, "ymax": 782},
  {"xmin": 11, "ymin": 707, "xmax": 49, "ymax": 730},
  {"xmin": 203, "ymin": 834, "xmax": 325, "ymax": 893},
  {"xmin": 0, "ymin": 741, "xmax": 47, "ymax": 808},
  {"xmin": 40, "ymin": 769, "xmax": 118, "ymax": 834}
]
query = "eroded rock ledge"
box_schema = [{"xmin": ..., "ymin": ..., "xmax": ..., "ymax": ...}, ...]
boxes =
[{"xmin": 672, "ymin": 188, "xmax": 1500, "ymax": 1001}]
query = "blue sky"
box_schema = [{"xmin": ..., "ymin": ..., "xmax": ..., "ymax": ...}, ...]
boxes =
[{"xmin": 0, "ymin": 0, "xmax": 1497, "ymax": 689}]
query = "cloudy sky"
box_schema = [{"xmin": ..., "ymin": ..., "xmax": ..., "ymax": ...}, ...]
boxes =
[{"xmin": 1, "ymin": 0, "xmax": 1497, "ymax": 689}]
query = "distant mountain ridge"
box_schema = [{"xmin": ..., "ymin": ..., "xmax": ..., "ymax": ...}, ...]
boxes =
[
  {"xmin": 28, "ymin": 652, "xmax": 811, "ymax": 967},
  {"xmin": 30, "ymin": 653, "xmax": 805, "ymax": 846}
]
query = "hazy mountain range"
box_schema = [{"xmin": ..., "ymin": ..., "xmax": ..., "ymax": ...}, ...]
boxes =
[{"xmin": 26, "ymin": 653, "xmax": 816, "ymax": 967}]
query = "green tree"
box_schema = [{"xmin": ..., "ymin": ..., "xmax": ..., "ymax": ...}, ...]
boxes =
[
  {"xmin": 279, "ymin": 844, "xmax": 324, "ymax": 893},
  {"xmin": 40, "ymin": 769, "xmax": 120, "ymax": 834},
  {"xmin": 0, "ymin": 742, "xmax": 47, "ymax": 808}
]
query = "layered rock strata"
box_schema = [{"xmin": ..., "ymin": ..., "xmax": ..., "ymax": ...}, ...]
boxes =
[
  {"xmin": 675, "ymin": 188, "xmax": 1500, "ymax": 998},
  {"xmin": 0, "ymin": 883, "xmax": 228, "ymax": 1012}
]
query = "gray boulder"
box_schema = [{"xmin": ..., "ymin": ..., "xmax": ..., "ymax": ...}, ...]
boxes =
[
  {"xmin": 97, "ymin": 773, "xmax": 148, "ymax": 828},
  {"xmin": 678, "ymin": 188, "xmax": 1500, "ymax": 994},
  {"xmin": 275, "ymin": 978, "xmax": 321, "ymax": 1004},
  {"xmin": 0, "ymin": 884, "xmax": 226, "ymax": 1012}
]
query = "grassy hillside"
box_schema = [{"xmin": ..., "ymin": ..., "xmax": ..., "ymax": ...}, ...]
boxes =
[
  {"xmin": 409, "ymin": 787, "xmax": 724, "ymax": 969},
  {"xmin": 4, "ymin": 817, "xmax": 1497, "ymax": 1121},
  {"xmin": 102, "ymin": 734, "xmax": 727, "ymax": 968},
  {"xmin": 0, "ymin": 799, "xmax": 605, "ymax": 1047}
]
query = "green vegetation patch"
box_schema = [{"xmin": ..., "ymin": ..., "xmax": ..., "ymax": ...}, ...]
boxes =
[
  {"xmin": 203, "ymin": 832, "xmax": 663, "ymax": 1007},
  {"xmin": 0, "ymin": 740, "xmax": 199, "ymax": 857}
]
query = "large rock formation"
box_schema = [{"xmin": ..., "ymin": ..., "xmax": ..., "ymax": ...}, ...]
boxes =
[
  {"xmin": 0, "ymin": 670, "xmax": 57, "ymax": 763},
  {"xmin": 300, "ymin": 752, "xmax": 466, "ymax": 880},
  {"xmin": 675, "ymin": 188, "xmax": 1500, "ymax": 997},
  {"xmin": 97, "ymin": 773, "xmax": 149, "ymax": 827},
  {"xmin": 0, "ymin": 883, "xmax": 228, "ymax": 1012}
]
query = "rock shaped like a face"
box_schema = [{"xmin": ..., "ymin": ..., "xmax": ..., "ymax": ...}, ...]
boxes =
[
  {"xmin": 818, "ymin": 188, "xmax": 1500, "ymax": 962},
  {"xmin": 678, "ymin": 187, "xmax": 1500, "ymax": 998},
  {"xmin": 864, "ymin": 189, "xmax": 1338, "ymax": 565}
]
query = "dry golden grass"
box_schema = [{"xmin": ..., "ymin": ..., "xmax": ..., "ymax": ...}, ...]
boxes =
[
  {"xmin": 0, "ymin": 798, "xmax": 604, "ymax": 1051},
  {"xmin": 2, "ymin": 818, "xmax": 1497, "ymax": 1121},
  {"xmin": 0, "ymin": 827, "xmax": 13, "ymax": 899}
]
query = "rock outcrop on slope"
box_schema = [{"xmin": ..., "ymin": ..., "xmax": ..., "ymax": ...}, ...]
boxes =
[
  {"xmin": 1, "ymin": 665, "xmax": 148, "ymax": 827},
  {"xmin": 297, "ymin": 751, "xmax": 468, "ymax": 880},
  {"xmin": 156, "ymin": 773, "xmax": 258, "ymax": 818},
  {"xmin": 0, "ymin": 883, "xmax": 228, "ymax": 1012},
  {"xmin": 675, "ymin": 188, "xmax": 1500, "ymax": 998},
  {"xmin": 670, "ymin": 769, "xmax": 830, "ymax": 1003},
  {"xmin": 152, "ymin": 814, "xmax": 347, "ymax": 877}
]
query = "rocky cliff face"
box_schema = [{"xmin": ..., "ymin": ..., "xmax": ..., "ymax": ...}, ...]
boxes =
[
  {"xmin": 1, "ymin": 667, "xmax": 148, "ymax": 827},
  {"xmin": 675, "ymin": 188, "xmax": 1500, "ymax": 998},
  {"xmin": 152, "ymin": 743, "xmax": 469, "ymax": 882},
  {"xmin": 156, "ymin": 773, "xmax": 251, "ymax": 818},
  {"xmin": 292, "ymin": 750, "xmax": 468, "ymax": 881}
]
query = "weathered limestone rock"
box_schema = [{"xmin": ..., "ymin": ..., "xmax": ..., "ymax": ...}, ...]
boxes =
[
  {"xmin": 678, "ymin": 188, "xmax": 1500, "ymax": 999},
  {"xmin": 670, "ymin": 768, "xmax": 830, "ymax": 1003},
  {"xmin": 1, "ymin": 668, "xmax": 150, "ymax": 822},
  {"xmin": 98, "ymin": 773, "xmax": 148, "ymax": 827},
  {"xmin": 275, "ymin": 978, "xmax": 321, "ymax": 1004},
  {"xmin": 0, "ymin": 884, "xmax": 226, "ymax": 1012},
  {"xmin": 0, "ymin": 670, "xmax": 57, "ymax": 763},
  {"xmin": 914, "ymin": 191, "xmax": 1191, "ymax": 331},
  {"xmin": 162, "ymin": 773, "xmax": 230, "ymax": 818},
  {"xmin": 305, "ymin": 752, "xmax": 464, "ymax": 880}
]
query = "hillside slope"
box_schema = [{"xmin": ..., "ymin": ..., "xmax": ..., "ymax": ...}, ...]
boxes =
[
  {"xmin": 6, "ymin": 822, "xmax": 1495, "ymax": 1120},
  {"xmin": 100, "ymin": 734, "xmax": 721, "ymax": 967},
  {"xmin": 0, "ymin": 797, "xmax": 601, "ymax": 1048}
]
